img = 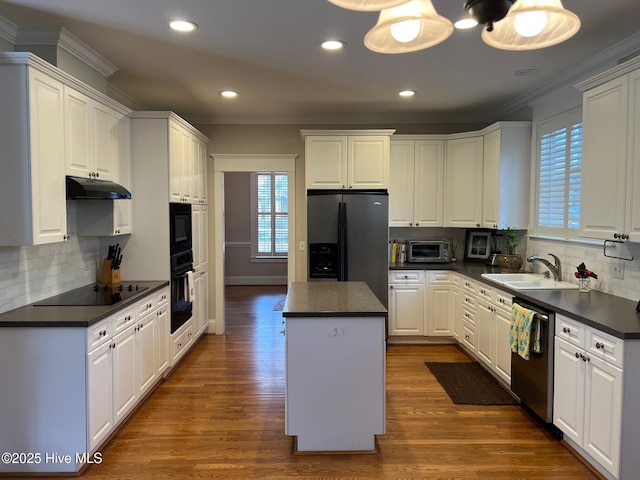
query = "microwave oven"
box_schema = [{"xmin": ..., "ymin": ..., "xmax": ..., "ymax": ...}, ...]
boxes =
[
  {"xmin": 407, "ymin": 240, "xmax": 450, "ymax": 263},
  {"xmin": 169, "ymin": 202, "xmax": 192, "ymax": 255}
]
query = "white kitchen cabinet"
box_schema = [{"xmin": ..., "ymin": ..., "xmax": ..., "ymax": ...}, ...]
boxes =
[
  {"xmin": 87, "ymin": 339, "xmax": 114, "ymax": 452},
  {"xmin": 193, "ymin": 204, "xmax": 209, "ymax": 271},
  {"xmin": 171, "ymin": 318, "xmax": 194, "ymax": 366},
  {"xmin": 577, "ymin": 59, "xmax": 640, "ymax": 242},
  {"xmin": 302, "ymin": 130, "xmax": 395, "ymax": 190},
  {"xmin": 64, "ymin": 86, "xmax": 123, "ymax": 182},
  {"xmin": 389, "ymin": 138, "xmax": 445, "ymax": 227},
  {"xmin": 0, "ymin": 58, "xmax": 68, "ymax": 246},
  {"xmin": 112, "ymin": 324, "xmax": 138, "ymax": 425},
  {"xmin": 136, "ymin": 308, "xmax": 158, "ymax": 398},
  {"xmin": 493, "ymin": 290, "xmax": 513, "ymax": 384},
  {"xmin": 426, "ymin": 271, "xmax": 452, "ymax": 336},
  {"xmin": 155, "ymin": 302, "xmax": 170, "ymax": 376},
  {"xmin": 444, "ymin": 136, "xmax": 484, "ymax": 228},
  {"xmin": 450, "ymin": 273, "xmax": 462, "ymax": 341},
  {"xmin": 481, "ymin": 122, "xmax": 531, "ymax": 230},
  {"xmin": 169, "ymin": 122, "xmax": 194, "ymax": 203},
  {"xmin": 475, "ymin": 297, "xmax": 494, "ymax": 367},
  {"xmin": 197, "ymin": 269, "xmax": 209, "ymax": 334},
  {"xmin": 192, "ymin": 136, "xmax": 208, "ymax": 204},
  {"xmin": 388, "ymin": 270, "xmax": 425, "ymax": 336},
  {"xmin": 285, "ymin": 315, "xmax": 385, "ymax": 451}
]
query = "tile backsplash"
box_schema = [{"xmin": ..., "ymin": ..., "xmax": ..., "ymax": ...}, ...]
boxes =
[
  {"xmin": 0, "ymin": 203, "xmax": 101, "ymax": 314},
  {"xmin": 526, "ymin": 237, "xmax": 640, "ymax": 302}
]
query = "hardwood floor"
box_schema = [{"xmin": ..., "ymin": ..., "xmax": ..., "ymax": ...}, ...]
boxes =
[{"xmin": 68, "ymin": 285, "xmax": 597, "ymax": 479}]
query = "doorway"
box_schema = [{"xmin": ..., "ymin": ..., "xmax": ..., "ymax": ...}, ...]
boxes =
[{"xmin": 211, "ymin": 154, "xmax": 298, "ymax": 335}]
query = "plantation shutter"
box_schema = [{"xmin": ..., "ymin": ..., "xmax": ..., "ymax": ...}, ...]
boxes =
[{"xmin": 255, "ymin": 172, "xmax": 288, "ymax": 257}]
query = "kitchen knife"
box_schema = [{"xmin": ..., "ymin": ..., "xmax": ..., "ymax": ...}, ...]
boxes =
[
  {"xmin": 107, "ymin": 244, "xmax": 115, "ymax": 260},
  {"xmin": 112, "ymin": 247, "xmax": 121, "ymax": 269}
]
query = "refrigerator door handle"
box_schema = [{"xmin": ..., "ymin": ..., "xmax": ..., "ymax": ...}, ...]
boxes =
[
  {"xmin": 342, "ymin": 202, "xmax": 348, "ymax": 281},
  {"xmin": 337, "ymin": 202, "xmax": 344, "ymax": 281}
]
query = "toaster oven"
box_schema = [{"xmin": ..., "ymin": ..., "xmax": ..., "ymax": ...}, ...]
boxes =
[{"xmin": 407, "ymin": 240, "xmax": 450, "ymax": 263}]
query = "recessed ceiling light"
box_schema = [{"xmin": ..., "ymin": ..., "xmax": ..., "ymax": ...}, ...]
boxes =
[
  {"xmin": 399, "ymin": 90, "xmax": 416, "ymax": 97},
  {"xmin": 168, "ymin": 20, "xmax": 198, "ymax": 32},
  {"xmin": 220, "ymin": 90, "xmax": 238, "ymax": 98},
  {"xmin": 454, "ymin": 18, "xmax": 478, "ymax": 29},
  {"xmin": 514, "ymin": 68, "xmax": 540, "ymax": 77},
  {"xmin": 321, "ymin": 40, "xmax": 346, "ymax": 50}
]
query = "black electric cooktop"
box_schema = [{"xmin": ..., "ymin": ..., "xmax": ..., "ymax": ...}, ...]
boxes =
[{"xmin": 34, "ymin": 283, "xmax": 149, "ymax": 307}]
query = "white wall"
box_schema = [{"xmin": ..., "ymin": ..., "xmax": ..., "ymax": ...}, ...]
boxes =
[{"xmin": 0, "ymin": 203, "xmax": 101, "ymax": 314}]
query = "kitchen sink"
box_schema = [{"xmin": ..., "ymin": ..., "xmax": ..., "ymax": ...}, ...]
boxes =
[{"xmin": 481, "ymin": 273, "xmax": 579, "ymax": 290}]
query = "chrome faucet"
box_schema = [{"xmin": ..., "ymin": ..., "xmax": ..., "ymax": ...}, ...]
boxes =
[{"xmin": 527, "ymin": 253, "xmax": 562, "ymax": 281}]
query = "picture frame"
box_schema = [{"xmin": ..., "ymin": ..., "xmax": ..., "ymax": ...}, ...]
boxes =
[{"xmin": 464, "ymin": 229, "xmax": 492, "ymax": 262}]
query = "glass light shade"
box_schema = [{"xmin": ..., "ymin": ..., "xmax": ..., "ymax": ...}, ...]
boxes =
[
  {"xmin": 327, "ymin": 0, "xmax": 409, "ymax": 12},
  {"xmin": 364, "ymin": 0, "xmax": 453, "ymax": 54},
  {"xmin": 482, "ymin": 0, "xmax": 580, "ymax": 50}
]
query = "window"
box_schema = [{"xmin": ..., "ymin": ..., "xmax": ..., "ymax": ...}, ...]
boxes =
[
  {"xmin": 251, "ymin": 172, "xmax": 288, "ymax": 258},
  {"xmin": 535, "ymin": 108, "xmax": 583, "ymax": 239}
]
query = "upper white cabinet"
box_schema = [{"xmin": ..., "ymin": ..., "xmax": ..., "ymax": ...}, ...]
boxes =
[
  {"xmin": 0, "ymin": 57, "xmax": 67, "ymax": 246},
  {"xmin": 301, "ymin": 130, "xmax": 395, "ymax": 190},
  {"xmin": 577, "ymin": 58, "xmax": 640, "ymax": 242},
  {"xmin": 64, "ymin": 86, "xmax": 125, "ymax": 182},
  {"xmin": 481, "ymin": 122, "xmax": 531, "ymax": 230},
  {"xmin": 389, "ymin": 138, "xmax": 445, "ymax": 227},
  {"xmin": 444, "ymin": 136, "xmax": 484, "ymax": 228}
]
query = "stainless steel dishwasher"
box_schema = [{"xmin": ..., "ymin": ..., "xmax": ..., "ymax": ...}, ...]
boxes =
[{"xmin": 511, "ymin": 297, "xmax": 555, "ymax": 424}]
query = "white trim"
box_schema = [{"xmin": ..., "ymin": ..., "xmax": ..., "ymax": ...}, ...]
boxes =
[
  {"xmin": 224, "ymin": 276, "xmax": 288, "ymax": 286},
  {"xmin": 212, "ymin": 153, "xmax": 297, "ymax": 172},
  {"xmin": 300, "ymin": 129, "xmax": 395, "ymax": 138},
  {"xmin": 0, "ymin": 15, "xmax": 18, "ymax": 44},
  {"xmin": 130, "ymin": 111, "xmax": 209, "ymax": 142},
  {"xmin": 15, "ymin": 27, "xmax": 118, "ymax": 77}
]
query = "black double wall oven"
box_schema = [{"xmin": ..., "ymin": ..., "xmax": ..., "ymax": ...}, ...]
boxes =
[{"xmin": 169, "ymin": 203, "xmax": 194, "ymax": 334}]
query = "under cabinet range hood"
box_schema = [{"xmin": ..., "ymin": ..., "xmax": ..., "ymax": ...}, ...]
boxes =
[{"xmin": 66, "ymin": 176, "xmax": 132, "ymax": 200}]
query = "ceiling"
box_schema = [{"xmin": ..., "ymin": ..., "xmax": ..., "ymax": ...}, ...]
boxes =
[{"xmin": 0, "ymin": 0, "xmax": 639, "ymax": 125}]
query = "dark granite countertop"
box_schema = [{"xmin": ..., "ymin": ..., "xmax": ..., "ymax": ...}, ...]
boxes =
[
  {"xmin": 390, "ymin": 261, "xmax": 640, "ymax": 340},
  {"xmin": 0, "ymin": 281, "xmax": 169, "ymax": 328},
  {"xmin": 283, "ymin": 281, "xmax": 387, "ymax": 318}
]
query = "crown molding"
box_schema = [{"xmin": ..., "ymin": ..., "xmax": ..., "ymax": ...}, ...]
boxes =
[
  {"xmin": 0, "ymin": 15, "xmax": 17, "ymax": 44},
  {"xmin": 16, "ymin": 26, "xmax": 118, "ymax": 77}
]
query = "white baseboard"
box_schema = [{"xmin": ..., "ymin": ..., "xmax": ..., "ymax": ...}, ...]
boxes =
[{"xmin": 224, "ymin": 276, "xmax": 287, "ymax": 286}]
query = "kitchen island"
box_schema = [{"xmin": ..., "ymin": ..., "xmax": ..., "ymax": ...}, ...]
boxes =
[{"xmin": 282, "ymin": 281, "xmax": 387, "ymax": 453}]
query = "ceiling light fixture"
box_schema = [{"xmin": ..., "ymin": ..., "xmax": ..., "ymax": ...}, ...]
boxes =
[
  {"xmin": 399, "ymin": 90, "xmax": 416, "ymax": 97},
  {"xmin": 327, "ymin": 0, "xmax": 408, "ymax": 12},
  {"xmin": 220, "ymin": 90, "xmax": 238, "ymax": 98},
  {"xmin": 454, "ymin": 18, "xmax": 479, "ymax": 30},
  {"xmin": 329, "ymin": 0, "xmax": 579, "ymax": 53},
  {"xmin": 482, "ymin": 0, "xmax": 580, "ymax": 50},
  {"xmin": 321, "ymin": 40, "xmax": 346, "ymax": 50},
  {"xmin": 168, "ymin": 20, "xmax": 198, "ymax": 32},
  {"xmin": 364, "ymin": 0, "xmax": 453, "ymax": 54}
]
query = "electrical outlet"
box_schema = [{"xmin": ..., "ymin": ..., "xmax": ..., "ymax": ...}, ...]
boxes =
[{"xmin": 611, "ymin": 261, "xmax": 625, "ymax": 280}]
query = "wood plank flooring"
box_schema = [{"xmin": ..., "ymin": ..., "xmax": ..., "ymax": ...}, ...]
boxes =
[{"xmin": 65, "ymin": 285, "xmax": 598, "ymax": 479}]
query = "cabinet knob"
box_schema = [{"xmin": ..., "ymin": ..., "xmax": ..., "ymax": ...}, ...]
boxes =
[
  {"xmin": 622, "ymin": 234, "xmax": 629, "ymax": 240},
  {"xmin": 476, "ymin": 223, "xmax": 480, "ymax": 228},
  {"xmin": 390, "ymin": 285, "xmax": 394, "ymax": 290},
  {"xmin": 415, "ymin": 223, "xmax": 419, "ymax": 227},
  {"xmin": 595, "ymin": 342, "xmax": 604, "ymax": 349},
  {"xmin": 575, "ymin": 352, "xmax": 580, "ymax": 358},
  {"xmin": 563, "ymin": 327, "xmax": 571, "ymax": 334}
]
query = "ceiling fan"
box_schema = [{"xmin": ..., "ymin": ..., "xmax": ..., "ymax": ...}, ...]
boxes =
[{"xmin": 327, "ymin": 0, "xmax": 581, "ymax": 53}]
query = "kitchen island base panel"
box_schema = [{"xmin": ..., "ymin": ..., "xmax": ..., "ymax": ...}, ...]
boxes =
[{"xmin": 291, "ymin": 436, "xmax": 382, "ymax": 455}]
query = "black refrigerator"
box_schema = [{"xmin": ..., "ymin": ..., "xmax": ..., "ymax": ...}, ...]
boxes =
[{"xmin": 307, "ymin": 189, "xmax": 388, "ymax": 309}]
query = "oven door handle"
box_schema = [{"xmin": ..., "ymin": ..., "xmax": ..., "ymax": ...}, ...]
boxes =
[{"xmin": 513, "ymin": 302, "xmax": 549, "ymax": 322}]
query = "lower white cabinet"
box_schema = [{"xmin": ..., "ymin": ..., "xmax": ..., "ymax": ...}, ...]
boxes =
[
  {"xmin": 426, "ymin": 271, "xmax": 452, "ymax": 336},
  {"xmin": 112, "ymin": 324, "xmax": 138, "ymax": 425},
  {"xmin": 388, "ymin": 270, "xmax": 425, "ymax": 336},
  {"xmin": 87, "ymin": 340, "xmax": 114, "ymax": 452},
  {"xmin": 171, "ymin": 318, "xmax": 194, "ymax": 366},
  {"xmin": 553, "ymin": 316, "xmax": 624, "ymax": 479}
]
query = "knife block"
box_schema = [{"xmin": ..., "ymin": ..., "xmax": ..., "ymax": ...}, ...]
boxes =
[{"xmin": 100, "ymin": 258, "xmax": 121, "ymax": 284}]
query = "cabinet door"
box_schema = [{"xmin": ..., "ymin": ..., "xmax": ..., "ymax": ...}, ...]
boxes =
[
  {"xmin": 192, "ymin": 205, "xmax": 202, "ymax": 270},
  {"xmin": 583, "ymin": 355, "xmax": 622, "ymax": 477},
  {"xmin": 414, "ymin": 140, "xmax": 445, "ymax": 227},
  {"xmin": 29, "ymin": 69, "xmax": 67, "ymax": 245},
  {"xmin": 426, "ymin": 272, "xmax": 451, "ymax": 336},
  {"xmin": 64, "ymin": 87, "xmax": 92, "ymax": 178},
  {"xmin": 580, "ymin": 75, "xmax": 629, "ymax": 241},
  {"xmin": 388, "ymin": 141, "xmax": 415, "ymax": 227},
  {"xmin": 305, "ymin": 136, "xmax": 348, "ymax": 189},
  {"xmin": 136, "ymin": 315, "xmax": 157, "ymax": 397},
  {"xmin": 192, "ymin": 271, "xmax": 202, "ymax": 339},
  {"xmin": 199, "ymin": 270, "xmax": 209, "ymax": 333},
  {"xmin": 155, "ymin": 303, "xmax": 170, "ymax": 376},
  {"xmin": 475, "ymin": 298, "xmax": 494, "ymax": 367},
  {"xmin": 482, "ymin": 129, "xmax": 500, "ymax": 229},
  {"xmin": 553, "ymin": 336, "xmax": 585, "ymax": 445},
  {"xmin": 628, "ymin": 69, "xmax": 640, "ymax": 243},
  {"xmin": 388, "ymin": 283, "xmax": 425, "ymax": 336},
  {"xmin": 87, "ymin": 342, "xmax": 113, "ymax": 452},
  {"xmin": 112, "ymin": 326, "xmax": 137, "ymax": 425},
  {"xmin": 450, "ymin": 285, "xmax": 461, "ymax": 341},
  {"xmin": 169, "ymin": 122, "xmax": 185, "ymax": 202},
  {"xmin": 200, "ymin": 206, "xmax": 208, "ymax": 270},
  {"xmin": 92, "ymin": 103, "xmax": 117, "ymax": 182},
  {"xmin": 494, "ymin": 306, "xmax": 512, "ymax": 384},
  {"xmin": 444, "ymin": 136, "xmax": 483, "ymax": 228},
  {"xmin": 348, "ymin": 136, "xmax": 389, "ymax": 189}
]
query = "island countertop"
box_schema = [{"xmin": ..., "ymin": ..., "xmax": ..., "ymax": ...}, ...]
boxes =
[{"xmin": 283, "ymin": 281, "xmax": 387, "ymax": 318}]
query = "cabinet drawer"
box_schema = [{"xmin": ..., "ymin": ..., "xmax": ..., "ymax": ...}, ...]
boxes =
[
  {"xmin": 112, "ymin": 308, "xmax": 135, "ymax": 335},
  {"xmin": 462, "ymin": 306, "xmax": 476, "ymax": 325},
  {"xmin": 137, "ymin": 296, "xmax": 156, "ymax": 319},
  {"xmin": 87, "ymin": 316, "xmax": 112, "ymax": 351},
  {"xmin": 462, "ymin": 277, "xmax": 477, "ymax": 294},
  {"xmin": 156, "ymin": 287, "xmax": 169, "ymax": 307},
  {"xmin": 555, "ymin": 314, "xmax": 585, "ymax": 348},
  {"xmin": 452, "ymin": 273, "xmax": 461, "ymax": 287},
  {"xmin": 428, "ymin": 270, "xmax": 451, "ymax": 285},
  {"xmin": 461, "ymin": 321, "xmax": 477, "ymax": 352},
  {"xmin": 476, "ymin": 284, "xmax": 493, "ymax": 301},
  {"xmin": 494, "ymin": 289, "xmax": 513, "ymax": 312},
  {"xmin": 586, "ymin": 327, "xmax": 624, "ymax": 368},
  {"xmin": 389, "ymin": 270, "xmax": 425, "ymax": 284},
  {"xmin": 462, "ymin": 292, "xmax": 476, "ymax": 311}
]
